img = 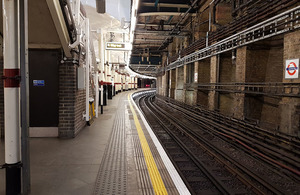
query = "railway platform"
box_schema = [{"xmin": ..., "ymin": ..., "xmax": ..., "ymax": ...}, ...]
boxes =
[{"xmin": 0, "ymin": 89, "xmax": 188, "ymax": 195}]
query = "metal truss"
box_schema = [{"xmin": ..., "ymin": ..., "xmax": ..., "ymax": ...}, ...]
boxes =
[{"xmin": 160, "ymin": 5, "xmax": 300, "ymax": 72}]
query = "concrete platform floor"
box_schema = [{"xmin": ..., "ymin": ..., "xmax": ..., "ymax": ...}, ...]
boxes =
[
  {"xmin": 0, "ymin": 89, "xmax": 185, "ymax": 195},
  {"xmin": 0, "ymin": 92, "xmax": 124, "ymax": 195}
]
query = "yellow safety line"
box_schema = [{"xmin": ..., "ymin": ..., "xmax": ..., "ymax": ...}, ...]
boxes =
[{"xmin": 128, "ymin": 94, "xmax": 168, "ymax": 195}]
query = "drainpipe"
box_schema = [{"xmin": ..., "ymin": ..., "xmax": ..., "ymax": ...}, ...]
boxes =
[
  {"xmin": 85, "ymin": 18, "xmax": 90, "ymax": 122},
  {"xmin": 3, "ymin": 0, "xmax": 22, "ymax": 194}
]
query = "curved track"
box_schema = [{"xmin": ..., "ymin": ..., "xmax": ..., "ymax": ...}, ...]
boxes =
[{"xmin": 133, "ymin": 90, "xmax": 300, "ymax": 195}]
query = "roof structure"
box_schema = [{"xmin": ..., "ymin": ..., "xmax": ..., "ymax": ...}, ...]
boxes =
[{"xmin": 130, "ymin": 0, "xmax": 198, "ymax": 76}]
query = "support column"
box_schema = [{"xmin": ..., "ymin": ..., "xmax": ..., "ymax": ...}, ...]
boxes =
[
  {"xmin": 156, "ymin": 76, "xmax": 162, "ymax": 95},
  {"xmin": 115, "ymin": 71, "xmax": 119, "ymax": 94},
  {"xmin": 102, "ymin": 63, "xmax": 107, "ymax": 106},
  {"xmin": 169, "ymin": 69, "xmax": 176, "ymax": 98},
  {"xmin": 175, "ymin": 66, "xmax": 185, "ymax": 102},
  {"xmin": 85, "ymin": 19, "xmax": 90, "ymax": 121},
  {"xmin": 3, "ymin": 0, "xmax": 21, "ymax": 194},
  {"xmin": 99, "ymin": 29, "xmax": 104, "ymax": 114},
  {"xmin": 233, "ymin": 47, "xmax": 247, "ymax": 119},
  {"xmin": 208, "ymin": 55, "xmax": 219, "ymax": 111},
  {"xmin": 107, "ymin": 63, "xmax": 112, "ymax": 99},
  {"xmin": 280, "ymin": 31, "xmax": 300, "ymax": 136},
  {"xmin": 20, "ymin": 0, "xmax": 30, "ymax": 193},
  {"xmin": 191, "ymin": 61, "xmax": 199, "ymax": 105},
  {"xmin": 135, "ymin": 77, "xmax": 138, "ymax": 89},
  {"xmin": 161, "ymin": 71, "xmax": 168, "ymax": 96}
]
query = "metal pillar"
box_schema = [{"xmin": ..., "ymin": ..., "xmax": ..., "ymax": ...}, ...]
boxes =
[
  {"xmin": 85, "ymin": 18, "xmax": 90, "ymax": 122},
  {"xmin": 95, "ymin": 71, "xmax": 99, "ymax": 118},
  {"xmin": 3, "ymin": 0, "xmax": 22, "ymax": 194},
  {"xmin": 99, "ymin": 30, "xmax": 105, "ymax": 114},
  {"xmin": 20, "ymin": 0, "xmax": 30, "ymax": 194}
]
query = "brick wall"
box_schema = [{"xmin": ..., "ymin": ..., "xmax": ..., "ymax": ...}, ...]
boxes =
[
  {"xmin": 215, "ymin": 2, "xmax": 232, "ymax": 27},
  {"xmin": 175, "ymin": 89, "xmax": 184, "ymax": 102},
  {"xmin": 175, "ymin": 66, "xmax": 185, "ymax": 102},
  {"xmin": 198, "ymin": 59, "xmax": 210, "ymax": 83},
  {"xmin": 261, "ymin": 97, "xmax": 281, "ymax": 129},
  {"xmin": 58, "ymin": 60, "xmax": 87, "ymax": 138},
  {"xmin": 280, "ymin": 30, "xmax": 300, "ymax": 136},
  {"xmin": 74, "ymin": 88, "xmax": 86, "ymax": 136},
  {"xmin": 244, "ymin": 42, "xmax": 284, "ymax": 130},
  {"xmin": 185, "ymin": 90, "xmax": 195, "ymax": 105},
  {"xmin": 197, "ymin": 91, "xmax": 209, "ymax": 108},
  {"xmin": 176, "ymin": 66, "xmax": 184, "ymax": 89},
  {"xmin": 219, "ymin": 93, "xmax": 235, "ymax": 116},
  {"xmin": 265, "ymin": 48, "xmax": 283, "ymax": 82},
  {"xmin": 219, "ymin": 52, "xmax": 235, "ymax": 83},
  {"xmin": 59, "ymin": 62, "xmax": 77, "ymax": 138},
  {"xmin": 0, "ymin": 59, "xmax": 3, "ymax": 139},
  {"xmin": 170, "ymin": 69, "xmax": 176, "ymax": 98},
  {"xmin": 244, "ymin": 95, "xmax": 263, "ymax": 121},
  {"xmin": 218, "ymin": 53, "xmax": 235, "ymax": 115},
  {"xmin": 246, "ymin": 49, "xmax": 268, "ymax": 82},
  {"xmin": 246, "ymin": 47, "xmax": 283, "ymax": 82},
  {"xmin": 156, "ymin": 77, "xmax": 162, "ymax": 95},
  {"xmin": 197, "ymin": 58, "xmax": 210, "ymax": 107}
]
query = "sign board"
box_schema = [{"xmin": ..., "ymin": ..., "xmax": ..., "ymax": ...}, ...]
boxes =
[
  {"xmin": 285, "ymin": 59, "xmax": 299, "ymax": 79},
  {"xmin": 33, "ymin": 80, "xmax": 45, "ymax": 86},
  {"xmin": 194, "ymin": 73, "xmax": 198, "ymax": 82},
  {"xmin": 106, "ymin": 42, "xmax": 131, "ymax": 51}
]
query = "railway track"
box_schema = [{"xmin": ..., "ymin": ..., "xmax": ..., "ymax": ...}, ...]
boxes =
[
  {"xmin": 133, "ymin": 91, "xmax": 300, "ymax": 195},
  {"xmin": 156, "ymin": 94, "xmax": 300, "ymax": 177}
]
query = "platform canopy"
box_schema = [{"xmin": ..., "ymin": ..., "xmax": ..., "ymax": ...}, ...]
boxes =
[{"xmin": 129, "ymin": 0, "xmax": 198, "ymax": 76}]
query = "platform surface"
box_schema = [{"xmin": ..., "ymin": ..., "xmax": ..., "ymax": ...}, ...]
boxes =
[{"xmin": 0, "ymin": 90, "xmax": 188, "ymax": 194}]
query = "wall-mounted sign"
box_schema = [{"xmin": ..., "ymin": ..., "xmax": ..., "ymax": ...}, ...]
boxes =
[
  {"xmin": 106, "ymin": 42, "xmax": 131, "ymax": 51},
  {"xmin": 33, "ymin": 80, "xmax": 45, "ymax": 86},
  {"xmin": 194, "ymin": 73, "xmax": 198, "ymax": 82},
  {"xmin": 285, "ymin": 59, "xmax": 299, "ymax": 79}
]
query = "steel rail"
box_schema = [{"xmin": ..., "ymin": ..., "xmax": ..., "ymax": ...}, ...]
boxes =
[
  {"xmin": 134, "ymin": 92, "xmax": 300, "ymax": 194},
  {"xmin": 150, "ymin": 96, "xmax": 287, "ymax": 194},
  {"xmin": 159, "ymin": 95, "xmax": 300, "ymax": 149},
  {"xmin": 135, "ymin": 91, "xmax": 261, "ymax": 194},
  {"xmin": 156, "ymin": 95, "xmax": 300, "ymax": 177},
  {"xmin": 141, "ymin": 95, "xmax": 231, "ymax": 195}
]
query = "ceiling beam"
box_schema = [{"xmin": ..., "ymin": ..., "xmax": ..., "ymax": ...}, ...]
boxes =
[
  {"xmin": 135, "ymin": 29, "xmax": 189, "ymax": 35},
  {"xmin": 131, "ymin": 54, "xmax": 161, "ymax": 57},
  {"xmin": 130, "ymin": 70, "xmax": 157, "ymax": 74},
  {"xmin": 138, "ymin": 12, "xmax": 197, "ymax": 17},
  {"xmin": 135, "ymin": 38, "xmax": 166, "ymax": 42},
  {"xmin": 135, "ymin": 32, "xmax": 187, "ymax": 37},
  {"xmin": 130, "ymin": 64, "xmax": 159, "ymax": 67},
  {"xmin": 133, "ymin": 44, "xmax": 163, "ymax": 46},
  {"xmin": 136, "ymin": 23, "xmax": 184, "ymax": 28},
  {"xmin": 140, "ymin": 3, "xmax": 190, "ymax": 9}
]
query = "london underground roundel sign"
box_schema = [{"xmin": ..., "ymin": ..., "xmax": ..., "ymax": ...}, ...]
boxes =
[{"xmin": 285, "ymin": 59, "xmax": 299, "ymax": 79}]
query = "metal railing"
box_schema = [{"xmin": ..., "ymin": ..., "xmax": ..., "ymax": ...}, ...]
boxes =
[
  {"xmin": 196, "ymin": 82, "xmax": 300, "ymax": 97},
  {"xmin": 158, "ymin": 5, "xmax": 300, "ymax": 73}
]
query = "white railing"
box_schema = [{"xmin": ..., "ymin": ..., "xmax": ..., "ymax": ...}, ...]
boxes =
[{"xmin": 160, "ymin": 5, "xmax": 300, "ymax": 72}]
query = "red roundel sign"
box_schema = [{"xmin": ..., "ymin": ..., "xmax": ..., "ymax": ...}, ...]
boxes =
[
  {"xmin": 287, "ymin": 62, "xmax": 297, "ymax": 76},
  {"xmin": 285, "ymin": 59, "xmax": 299, "ymax": 79}
]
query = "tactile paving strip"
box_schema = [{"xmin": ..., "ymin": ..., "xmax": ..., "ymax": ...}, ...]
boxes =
[{"xmin": 93, "ymin": 107, "xmax": 127, "ymax": 195}]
